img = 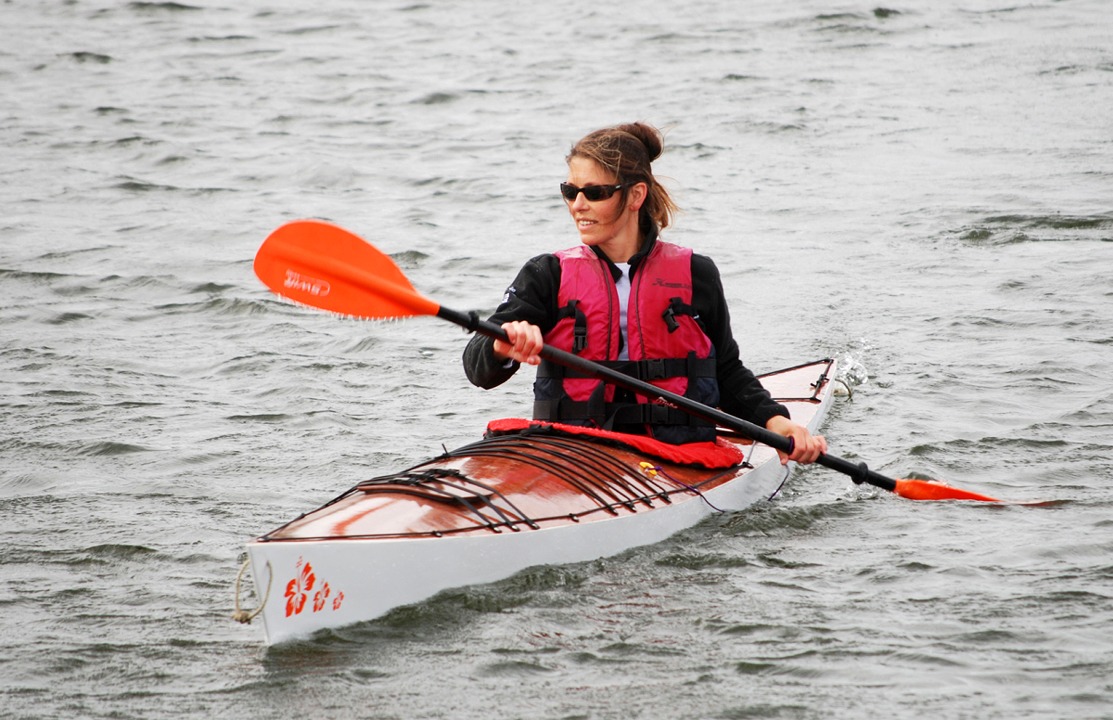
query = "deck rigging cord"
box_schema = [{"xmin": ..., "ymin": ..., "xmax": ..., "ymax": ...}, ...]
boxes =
[
  {"xmin": 358, "ymin": 467, "xmax": 538, "ymax": 533},
  {"xmin": 640, "ymin": 461, "xmax": 726, "ymax": 513}
]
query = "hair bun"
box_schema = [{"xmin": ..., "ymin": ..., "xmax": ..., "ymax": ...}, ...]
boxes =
[{"xmin": 618, "ymin": 122, "xmax": 663, "ymax": 162}]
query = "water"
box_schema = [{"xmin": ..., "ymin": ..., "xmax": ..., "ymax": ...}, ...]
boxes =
[{"xmin": 2, "ymin": 1, "xmax": 1111, "ymax": 717}]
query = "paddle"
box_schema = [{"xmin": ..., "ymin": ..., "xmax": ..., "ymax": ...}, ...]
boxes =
[{"xmin": 254, "ymin": 219, "xmax": 1002, "ymax": 503}]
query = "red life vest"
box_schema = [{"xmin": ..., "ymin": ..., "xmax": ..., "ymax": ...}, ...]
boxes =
[{"xmin": 533, "ymin": 242, "xmax": 720, "ymax": 444}]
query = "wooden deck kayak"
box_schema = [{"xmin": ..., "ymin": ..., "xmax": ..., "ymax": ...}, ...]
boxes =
[{"xmin": 240, "ymin": 358, "xmax": 837, "ymax": 645}]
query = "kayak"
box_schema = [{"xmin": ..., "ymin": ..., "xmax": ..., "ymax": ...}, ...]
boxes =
[{"xmin": 238, "ymin": 357, "xmax": 837, "ymax": 645}]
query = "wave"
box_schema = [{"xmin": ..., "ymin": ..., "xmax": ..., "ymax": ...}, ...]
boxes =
[
  {"xmin": 126, "ymin": 2, "xmax": 201, "ymax": 12},
  {"xmin": 66, "ymin": 51, "xmax": 113, "ymax": 64},
  {"xmin": 78, "ymin": 441, "xmax": 153, "ymax": 457},
  {"xmin": 957, "ymin": 212, "xmax": 1113, "ymax": 244},
  {"xmin": 82, "ymin": 543, "xmax": 159, "ymax": 560},
  {"xmin": 153, "ymin": 295, "xmax": 273, "ymax": 317}
]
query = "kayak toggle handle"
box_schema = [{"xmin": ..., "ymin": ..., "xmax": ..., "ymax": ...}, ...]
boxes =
[{"xmin": 232, "ymin": 558, "xmax": 272, "ymax": 624}]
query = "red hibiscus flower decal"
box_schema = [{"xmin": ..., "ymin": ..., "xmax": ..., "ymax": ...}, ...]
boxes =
[
  {"xmin": 284, "ymin": 559, "xmax": 316, "ymax": 617},
  {"xmin": 313, "ymin": 582, "xmax": 331, "ymax": 612}
]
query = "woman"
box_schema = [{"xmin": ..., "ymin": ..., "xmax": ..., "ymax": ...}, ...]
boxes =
[{"xmin": 463, "ymin": 122, "xmax": 826, "ymax": 465}]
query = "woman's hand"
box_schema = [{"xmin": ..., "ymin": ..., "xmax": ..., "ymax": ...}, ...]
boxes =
[
  {"xmin": 492, "ymin": 321, "xmax": 544, "ymax": 366},
  {"xmin": 765, "ymin": 415, "xmax": 827, "ymax": 465}
]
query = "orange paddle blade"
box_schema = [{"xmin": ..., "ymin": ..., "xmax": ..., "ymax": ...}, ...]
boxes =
[
  {"xmin": 893, "ymin": 478, "xmax": 1000, "ymax": 502},
  {"xmin": 254, "ymin": 220, "xmax": 440, "ymax": 319}
]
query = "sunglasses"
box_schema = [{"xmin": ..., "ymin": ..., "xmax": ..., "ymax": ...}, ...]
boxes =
[{"xmin": 560, "ymin": 182, "xmax": 627, "ymax": 202}]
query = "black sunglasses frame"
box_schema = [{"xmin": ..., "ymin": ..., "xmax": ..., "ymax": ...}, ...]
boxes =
[{"xmin": 560, "ymin": 182, "xmax": 628, "ymax": 202}]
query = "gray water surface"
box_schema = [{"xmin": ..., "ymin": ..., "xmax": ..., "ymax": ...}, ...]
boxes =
[{"xmin": 2, "ymin": 1, "xmax": 1111, "ymax": 718}]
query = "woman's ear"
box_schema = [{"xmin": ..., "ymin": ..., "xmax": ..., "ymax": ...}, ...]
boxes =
[{"xmin": 627, "ymin": 182, "xmax": 648, "ymax": 212}]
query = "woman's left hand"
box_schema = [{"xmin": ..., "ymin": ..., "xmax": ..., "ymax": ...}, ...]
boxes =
[{"xmin": 765, "ymin": 415, "xmax": 827, "ymax": 465}]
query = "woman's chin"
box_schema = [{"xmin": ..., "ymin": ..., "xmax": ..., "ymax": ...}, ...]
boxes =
[{"xmin": 576, "ymin": 230, "xmax": 603, "ymax": 246}]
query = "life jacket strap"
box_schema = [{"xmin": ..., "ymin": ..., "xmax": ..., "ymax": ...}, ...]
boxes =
[
  {"xmin": 536, "ymin": 353, "xmax": 716, "ymax": 382},
  {"xmin": 662, "ymin": 297, "xmax": 704, "ymax": 333},
  {"xmin": 532, "ymin": 398, "xmax": 603, "ymax": 426},
  {"xmin": 533, "ymin": 398, "xmax": 714, "ymax": 429},
  {"xmin": 604, "ymin": 403, "xmax": 715, "ymax": 429},
  {"xmin": 555, "ymin": 300, "xmax": 588, "ymax": 354}
]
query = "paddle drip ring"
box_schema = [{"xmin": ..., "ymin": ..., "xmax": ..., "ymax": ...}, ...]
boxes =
[{"xmin": 232, "ymin": 558, "xmax": 272, "ymax": 624}]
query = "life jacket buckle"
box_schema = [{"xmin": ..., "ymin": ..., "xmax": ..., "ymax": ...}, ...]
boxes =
[
  {"xmin": 640, "ymin": 358, "xmax": 667, "ymax": 380},
  {"xmin": 662, "ymin": 303, "xmax": 680, "ymax": 333},
  {"xmin": 573, "ymin": 326, "xmax": 587, "ymax": 353}
]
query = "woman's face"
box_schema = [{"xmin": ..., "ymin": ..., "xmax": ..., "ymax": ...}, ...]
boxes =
[{"xmin": 564, "ymin": 156, "xmax": 645, "ymax": 261}]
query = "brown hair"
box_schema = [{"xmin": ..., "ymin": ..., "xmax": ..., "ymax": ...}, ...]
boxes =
[{"xmin": 567, "ymin": 122, "xmax": 678, "ymax": 236}]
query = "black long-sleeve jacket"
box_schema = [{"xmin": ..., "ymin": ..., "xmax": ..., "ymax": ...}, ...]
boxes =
[{"xmin": 462, "ymin": 234, "xmax": 789, "ymax": 430}]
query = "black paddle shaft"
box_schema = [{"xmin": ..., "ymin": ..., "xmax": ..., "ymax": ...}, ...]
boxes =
[{"xmin": 441, "ymin": 307, "xmax": 898, "ymax": 494}]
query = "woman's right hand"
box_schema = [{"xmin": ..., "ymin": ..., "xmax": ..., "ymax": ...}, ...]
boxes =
[{"xmin": 493, "ymin": 321, "xmax": 544, "ymax": 366}]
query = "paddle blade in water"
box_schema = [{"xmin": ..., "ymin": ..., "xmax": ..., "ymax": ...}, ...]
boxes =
[
  {"xmin": 893, "ymin": 478, "xmax": 1000, "ymax": 502},
  {"xmin": 254, "ymin": 220, "xmax": 440, "ymax": 319}
]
